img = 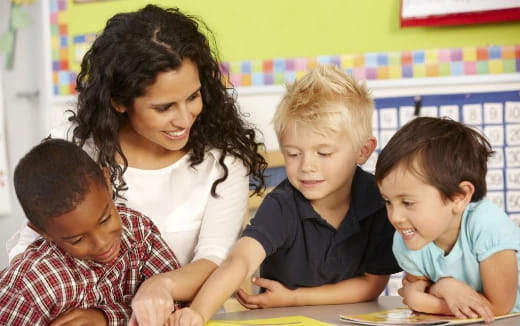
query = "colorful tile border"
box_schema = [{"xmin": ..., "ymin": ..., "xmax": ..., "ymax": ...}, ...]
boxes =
[
  {"xmin": 221, "ymin": 45, "xmax": 520, "ymax": 87},
  {"xmin": 49, "ymin": 1, "xmax": 520, "ymax": 95}
]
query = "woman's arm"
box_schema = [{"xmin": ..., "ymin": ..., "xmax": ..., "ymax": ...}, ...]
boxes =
[
  {"xmin": 6, "ymin": 224, "xmax": 39, "ymax": 264},
  {"xmin": 129, "ymin": 258, "xmax": 217, "ymax": 326}
]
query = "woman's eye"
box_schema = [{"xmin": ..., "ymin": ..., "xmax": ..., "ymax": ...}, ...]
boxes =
[
  {"xmin": 153, "ymin": 106, "xmax": 169, "ymax": 112},
  {"xmin": 403, "ymin": 201, "xmax": 414, "ymax": 207},
  {"xmin": 188, "ymin": 92, "xmax": 201, "ymax": 101}
]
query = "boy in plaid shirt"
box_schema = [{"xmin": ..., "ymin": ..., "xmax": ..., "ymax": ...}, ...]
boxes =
[{"xmin": 0, "ymin": 139, "xmax": 180, "ymax": 325}]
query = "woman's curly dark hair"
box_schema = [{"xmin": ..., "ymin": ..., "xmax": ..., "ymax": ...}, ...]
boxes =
[{"xmin": 69, "ymin": 4, "xmax": 267, "ymax": 199}]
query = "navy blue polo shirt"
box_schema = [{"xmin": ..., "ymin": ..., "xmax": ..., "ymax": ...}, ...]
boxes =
[{"xmin": 242, "ymin": 167, "xmax": 401, "ymax": 289}]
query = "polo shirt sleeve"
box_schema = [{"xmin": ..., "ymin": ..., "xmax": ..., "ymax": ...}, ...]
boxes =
[
  {"xmin": 467, "ymin": 200, "xmax": 520, "ymax": 262},
  {"xmin": 242, "ymin": 194, "xmax": 293, "ymax": 256},
  {"xmin": 364, "ymin": 209, "xmax": 402, "ymax": 275}
]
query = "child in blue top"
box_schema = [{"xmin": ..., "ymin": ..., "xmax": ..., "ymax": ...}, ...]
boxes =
[
  {"xmin": 170, "ymin": 65, "xmax": 400, "ymax": 326},
  {"xmin": 375, "ymin": 117, "xmax": 520, "ymax": 323}
]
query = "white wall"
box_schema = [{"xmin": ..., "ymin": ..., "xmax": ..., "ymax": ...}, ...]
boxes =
[{"xmin": 0, "ymin": 1, "xmax": 48, "ymax": 268}]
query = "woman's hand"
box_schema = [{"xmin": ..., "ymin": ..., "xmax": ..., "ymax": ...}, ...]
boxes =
[
  {"xmin": 128, "ymin": 274, "xmax": 176, "ymax": 326},
  {"xmin": 50, "ymin": 308, "xmax": 107, "ymax": 326}
]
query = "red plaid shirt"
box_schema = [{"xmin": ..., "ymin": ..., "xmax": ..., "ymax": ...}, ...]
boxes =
[{"xmin": 0, "ymin": 205, "xmax": 180, "ymax": 326}]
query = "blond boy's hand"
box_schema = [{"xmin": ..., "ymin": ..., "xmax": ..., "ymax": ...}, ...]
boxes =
[
  {"xmin": 172, "ymin": 307, "xmax": 205, "ymax": 326},
  {"xmin": 236, "ymin": 277, "xmax": 297, "ymax": 309},
  {"xmin": 50, "ymin": 308, "xmax": 107, "ymax": 326},
  {"xmin": 430, "ymin": 277, "xmax": 494, "ymax": 323}
]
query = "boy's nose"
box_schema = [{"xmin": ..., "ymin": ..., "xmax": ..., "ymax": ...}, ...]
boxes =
[{"xmin": 300, "ymin": 155, "xmax": 317, "ymax": 172}]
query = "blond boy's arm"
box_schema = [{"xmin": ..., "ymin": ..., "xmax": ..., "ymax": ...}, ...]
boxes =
[
  {"xmin": 190, "ymin": 236, "xmax": 266, "ymax": 324},
  {"xmin": 288, "ymin": 273, "xmax": 389, "ymax": 305}
]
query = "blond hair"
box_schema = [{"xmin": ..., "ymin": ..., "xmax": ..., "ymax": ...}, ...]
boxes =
[{"xmin": 273, "ymin": 65, "xmax": 374, "ymax": 150}]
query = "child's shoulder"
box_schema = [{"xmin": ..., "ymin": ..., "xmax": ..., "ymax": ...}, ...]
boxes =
[
  {"xmin": 465, "ymin": 199, "xmax": 519, "ymax": 241},
  {"xmin": 0, "ymin": 242, "xmax": 75, "ymax": 294},
  {"xmin": 466, "ymin": 199, "xmax": 510, "ymax": 226},
  {"xmin": 116, "ymin": 204, "xmax": 158, "ymax": 242}
]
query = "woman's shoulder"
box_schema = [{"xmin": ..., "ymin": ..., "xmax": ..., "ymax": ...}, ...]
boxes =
[{"xmin": 204, "ymin": 148, "xmax": 247, "ymax": 170}]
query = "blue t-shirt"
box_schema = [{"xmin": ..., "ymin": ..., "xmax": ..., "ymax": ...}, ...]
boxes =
[{"xmin": 393, "ymin": 199, "xmax": 520, "ymax": 312}]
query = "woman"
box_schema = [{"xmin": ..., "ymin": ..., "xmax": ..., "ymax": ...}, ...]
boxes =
[{"xmin": 7, "ymin": 3, "xmax": 266, "ymax": 313}]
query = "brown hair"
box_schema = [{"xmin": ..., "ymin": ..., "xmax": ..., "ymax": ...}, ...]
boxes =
[{"xmin": 375, "ymin": 117, "xmax": 494, "ymax": 202}]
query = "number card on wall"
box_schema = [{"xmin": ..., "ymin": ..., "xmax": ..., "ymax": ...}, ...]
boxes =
[
  {"xmin": 0, "ymin": 76, "xmax": 11, "ymax": 216},
  {"xmin": 363, "ymin": 90, "xmax": 520, "ymax": 226}
]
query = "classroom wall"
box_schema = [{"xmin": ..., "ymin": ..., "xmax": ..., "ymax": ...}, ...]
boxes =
[
  {"xmin": 64, "ymin": 0, "xmax": 520, "ymax": 62},
  {"xmin": 0, "ymin": 0, "xmax": 519, "ymax": 268}
]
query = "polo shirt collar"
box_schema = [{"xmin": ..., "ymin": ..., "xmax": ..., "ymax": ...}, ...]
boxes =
[{"xmin": 294, "ymin": 166, "xmax": 384, "ymax": 223}]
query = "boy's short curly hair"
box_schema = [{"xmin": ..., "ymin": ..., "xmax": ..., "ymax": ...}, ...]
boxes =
[
  {"xmin": 375, "ymin": 117, "xmax": 494, "ymax": 202},
  {"xmin": 273, "ymin": 65, "xmax": 374, "ymax": 150},
  {"xmin": 14, "ymin": 139, "xmax": 106, "ymax": 232}
]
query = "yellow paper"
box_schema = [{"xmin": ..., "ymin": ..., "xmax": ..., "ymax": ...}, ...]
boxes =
[{"xmin": 208, "ymin": 315, "xmax": 332, "ymax": 326}]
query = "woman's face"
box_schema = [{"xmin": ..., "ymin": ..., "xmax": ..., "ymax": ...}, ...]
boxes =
[{"xmin": 118, "ymin": 58, "xmax": 203, "ymax": 155}]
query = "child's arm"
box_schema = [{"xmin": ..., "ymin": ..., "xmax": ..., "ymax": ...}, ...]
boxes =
[
  {"xmin": 174, "ymin": 237, "xmax": 267, "ymax": 325},
  {"xmin": 429, "ymin": 250, "xmax": 517, "ymax": 319},
  {"xmin": 50, "ymin": 308, "xmax": 107, "ymax": 326},
  {"xmin": 236, "ymin": 272, "xmax": 389, "ymax": 308}
]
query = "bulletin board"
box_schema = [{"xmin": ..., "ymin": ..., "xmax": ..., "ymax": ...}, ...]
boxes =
[{"xmin": 369, "ymin": 90, "xmax": 520, "ymax": 226}]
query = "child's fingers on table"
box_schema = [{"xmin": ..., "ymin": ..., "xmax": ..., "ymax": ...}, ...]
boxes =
[
  {"xmin": 252, "ymin": 277, "xmax": 277, "ymax": 290},
  {"xmin": 236, "ymin": 291, "xmax": 261, "ymax": 309}
]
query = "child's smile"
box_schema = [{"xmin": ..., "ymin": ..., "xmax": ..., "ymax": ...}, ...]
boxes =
[{"xmin": 379, "ymin": 163, "xmax": 463, "ymax": 253}]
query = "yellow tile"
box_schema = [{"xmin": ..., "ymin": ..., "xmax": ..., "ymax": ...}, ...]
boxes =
[
  {"xmin": 425, "ymin": 50, "xmax": 438, "ymax": 64},
  {"xmin": 341, "ymin": 55, "xmax": 354, "ymax": 68},
  {"xmin": 389, "ymin": 66, "xmax": 402, "ymax": 78},
  {"xmin": 463, "ymin": 47, "xmax": 477, "ymax": 61},
  {"xmin": 488, "ymin": 60, "xmax": 503, "ymax": 73}
]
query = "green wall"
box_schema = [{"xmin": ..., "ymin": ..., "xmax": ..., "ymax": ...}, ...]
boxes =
[{"xmin": 69, "ymin": 0, "xmax": 520, "ymax": 61}]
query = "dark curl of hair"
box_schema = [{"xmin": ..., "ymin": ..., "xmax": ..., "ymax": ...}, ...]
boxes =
[
  {"xmin": 69, "ymin": 4, "xmax": 267, "ymax": 199},
  {"xmin": 14, "ymin": 139, "xmax": 107, "ymax": 232},
  {"xmin": 375, "ymin": 117, "xmax": 494, "ymax": 202}
]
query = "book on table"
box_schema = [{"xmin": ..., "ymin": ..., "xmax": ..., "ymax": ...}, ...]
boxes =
[{"xmin": 339, "ymin": 308, "xmax": 520, "ymax": 325}]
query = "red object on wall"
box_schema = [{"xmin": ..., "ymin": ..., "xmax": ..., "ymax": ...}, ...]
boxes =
[{"xmin": 400, "ymin": 2, "xmax": 520, "ymax": 27}]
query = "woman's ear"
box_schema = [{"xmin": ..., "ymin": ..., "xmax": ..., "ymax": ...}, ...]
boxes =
[
  {"xmin": 452, "ymin": 181, "xmax": 475, "ymax": 215},
  {"xmin": 357, "ymin": 136, "xmax": 377, "ymax": 165},
  {"xmin": 111, "ymin": 100, "xmax": 126, "ymax": 114}
]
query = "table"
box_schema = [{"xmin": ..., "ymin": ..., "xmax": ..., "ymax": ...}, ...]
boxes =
[{"xmin": 213, "ymin": 296, "xmax": 520, "ymax": 325}]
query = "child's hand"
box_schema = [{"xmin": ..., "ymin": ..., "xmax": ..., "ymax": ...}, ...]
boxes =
[
  {"xmin": 50, "ymin": 308, "xmax": 107, "ymax": 326},
  {"xmin": 430, "ymin": 277, "xmax": 494, "ymax": 323},
  {"xmin": 399, "ymin": 278, "xmax": 430, "ymax": 311},
  {"xmin": 235, "ymin": 277, "xmax": 296, "ymax": 309},
  {"xmin": 172, "ymin": 307, "xmax": 205, "ymax": 326}
]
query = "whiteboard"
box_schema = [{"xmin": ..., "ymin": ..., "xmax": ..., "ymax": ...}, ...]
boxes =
[
  {"xmin": 401, "ymin": 0, "xmax": 520, "ymax": 18},
  {"xmin": 0, "ymin": 74, "xmax": 12, "ymax": 216}
]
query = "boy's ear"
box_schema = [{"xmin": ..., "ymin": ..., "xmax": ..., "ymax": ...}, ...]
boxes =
[
  {"xmin": 27, "ymin": 222, "xmax": 52, "ymax": 242},
  {"xmin": 451, "ymin": 181, "xmax": 475, "ymax": 215},
  {"xmin": 357, "ymin": 136, "xmax": 377, "ymax": 165},
  {"xmin": 111, "ymin": 100, "xmax": 126, "ymax": 114}
]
